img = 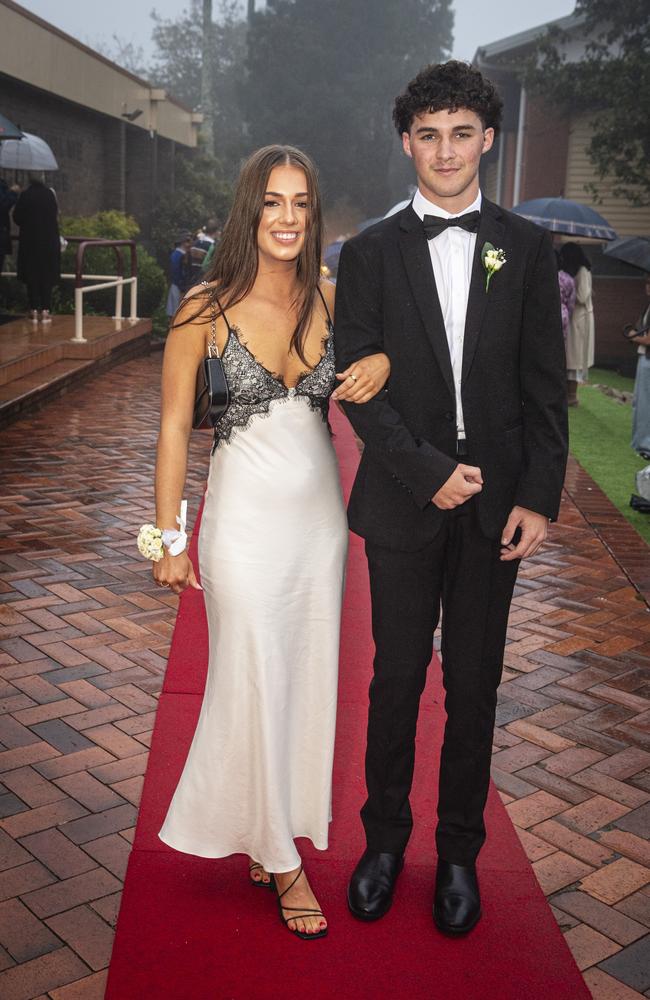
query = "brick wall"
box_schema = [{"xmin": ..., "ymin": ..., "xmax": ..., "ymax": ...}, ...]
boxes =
[
  {"xmin": 1, "ymin": 76, "xmax": 106, "ymax": 216},
  {"xmin": 124, "ymin": 128, "xmax": 156, "ymax": 239},
  {"xmin": 593, "ymin": 276, "xmax": 648, "ymax": 375},
  {"xmin": 0, "ymin": 74, "xmax": 178, "ymax": 238}
]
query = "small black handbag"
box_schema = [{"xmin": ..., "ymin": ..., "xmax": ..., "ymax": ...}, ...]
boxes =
[{"xmin": 193, "ymin": 299, "xmax": 230, "ymax": 429}]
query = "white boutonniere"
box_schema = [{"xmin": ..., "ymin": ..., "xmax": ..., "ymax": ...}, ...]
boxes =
[{"xmin": 481, "ymin": 242, "xmax": 507, "ymax": 292}]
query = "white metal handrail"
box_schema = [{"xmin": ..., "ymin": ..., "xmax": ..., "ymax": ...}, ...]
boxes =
[
  {"xmin": 70, "ymin": 238, "xmax": 140, "ymax": 343},
  {"xmin": 0, "ymin": 270, "xmax": 139, "ymax": 343},
  {"xmin": 71, "ymin": 274, "xmax": 138, "ymax": 343}
]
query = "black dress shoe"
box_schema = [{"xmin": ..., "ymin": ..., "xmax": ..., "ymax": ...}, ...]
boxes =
[
  {"xmin": 433, "ymin": 860, "xmax": 481, "ymax": 935},
  {"xmin": 347, "ymin": 849, "xmax": 404, "ymax": 921}
]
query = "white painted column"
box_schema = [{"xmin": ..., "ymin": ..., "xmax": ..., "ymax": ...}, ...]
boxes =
[{"xmin": 512, "ymin": 85, "xmax": 527, "ymax": 207}]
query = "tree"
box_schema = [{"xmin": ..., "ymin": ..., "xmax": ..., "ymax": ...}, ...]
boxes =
[
  {"xmin": 243, "ymin": 0, "xmax": 454, "ymax": 217},
  {"xmin": 200, "ymin": 0, "xmax": 216, "ymax": 152},
  {"xmin": 89, "ymin": 34, "xmax": 149, "ymax": 77},
  {"xmin": 148, "ymin": 0, "xmax": 248, "ymax": 173},
  {"xmin": 90, "ymin": 6, "xmax": 236, "ymax": 270},
  {"xmin": 526, "ymin": 0, "xmax": 650, "ymax": 205},
  {"xmin": 150, "ymin": 146, "xmax": 233, "ymax": 265}
]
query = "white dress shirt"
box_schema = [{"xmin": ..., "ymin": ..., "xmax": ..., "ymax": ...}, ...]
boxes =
[{"xmin": 411, "ymin": 187, "xmax": 483, "ymax": 440}]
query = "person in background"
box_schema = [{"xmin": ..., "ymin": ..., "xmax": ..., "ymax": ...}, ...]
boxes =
[
  {"xmin": 200, "ymin": 230, "xmax": 221, "ymax": 275},
  {"xmin": 556, "ymin": 251, "xmax": 576, "ymax": 340},
  {"xmin": 165, "ymin": 233, "xmax": 193, "ymax": 319},
  {"xmin": 191, "ymin": 218, "xmax": 220, "ymax": 281},
  {"xmin": 559, "ymin": 242, "xmax": 594, "ymax": 406},
  {"xmin": 12, "ymin": 173, "xmax": 60, "ymax": 324},
  {"xmin": 630, "ymin": 274, "xmax": 650, "ymax": 460},
  {"xmin": 0, "ymin": 178, "xmax": 20, "ymax": 288}
]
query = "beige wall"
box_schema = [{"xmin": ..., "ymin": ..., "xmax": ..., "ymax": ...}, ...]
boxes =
[
  {"xmin": 565, "ymin": 114, "xmax": 650, "ymax": 237},
  {"xmin": 0, "ymin": 0, "xmax": 198, "ymax": 148}
]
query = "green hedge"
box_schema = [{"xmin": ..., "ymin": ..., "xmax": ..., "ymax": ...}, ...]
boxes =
[{"xmin": 58, "ymin": 211, "xmax": 166, "ymax": 319}]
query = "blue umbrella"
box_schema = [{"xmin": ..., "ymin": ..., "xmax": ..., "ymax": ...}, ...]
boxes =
[{"xmin": 512, "ymin": 197, "xmax": 617, "ymax": 241}]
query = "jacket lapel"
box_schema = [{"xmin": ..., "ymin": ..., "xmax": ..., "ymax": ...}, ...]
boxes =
[
  {"xmin": 461, "ymin": 198, "xmax": 506, "ymax": 382},
  {"xmin": 398, "ymin": 207, "xmax": 455, "ymax": 399}
]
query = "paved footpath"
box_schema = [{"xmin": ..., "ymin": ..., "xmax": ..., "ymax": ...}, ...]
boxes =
[{"xmin": 0, "ymin": 354, "xmax": 648, "ymax": 1000}]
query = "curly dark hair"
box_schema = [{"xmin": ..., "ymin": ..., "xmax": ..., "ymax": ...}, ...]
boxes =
[{"xmin": 393, "ymin": 60, "xmax": 503, "ymax": 136}]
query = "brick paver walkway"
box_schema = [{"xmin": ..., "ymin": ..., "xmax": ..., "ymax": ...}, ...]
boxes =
[{"xmin": 0, "ymin": 354, "xmax": 648, "ymax": 999}]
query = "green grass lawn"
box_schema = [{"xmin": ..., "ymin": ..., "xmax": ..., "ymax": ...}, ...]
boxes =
[{"xmin": 569, "ymin": 367, "xmax": 650, "ymax": 545}]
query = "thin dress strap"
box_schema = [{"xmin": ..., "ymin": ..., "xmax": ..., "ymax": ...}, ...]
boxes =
[{"xmin": 315, "ymin": 285, "xmax": 333, "ymax": 328}]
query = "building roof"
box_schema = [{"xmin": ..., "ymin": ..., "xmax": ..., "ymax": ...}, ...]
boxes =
[
  {"xmin": 0, "ymin": 0, "xmax": 200, "ymax": 147},
  {"xmin": 473, "ymin": 11, "xmax": 585, "ymax": 65}
]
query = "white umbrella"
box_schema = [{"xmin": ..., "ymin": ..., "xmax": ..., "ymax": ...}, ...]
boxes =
[{"xmin": 0, "ymin": 132, "xmax": 58, "ymax": 171}]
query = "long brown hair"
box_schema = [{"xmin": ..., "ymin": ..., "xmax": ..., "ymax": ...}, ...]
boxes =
[{"xmin": 183, "ymin": 144, "xmax": 323, "ymax": 365}]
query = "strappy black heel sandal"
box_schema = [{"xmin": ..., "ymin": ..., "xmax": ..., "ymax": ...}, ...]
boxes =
[
  {"xmin": 276, "ymin": 864, "xmax": 328, "ymax": 940},
  {"xmin": 249, "ymin": 861, "xmax": 274, "ymax": 888}
]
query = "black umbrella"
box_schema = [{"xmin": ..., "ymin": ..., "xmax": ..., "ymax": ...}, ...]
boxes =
[
  {"xmin": 0, "ymin": 113, "xmax": 23, "ymax": 140},
  {"xmin": 512, "ymin": 197, "xmax": 617, "ymax": 241},
  {"xmin": 604, "ymin": 236, "xmax": 650, "ymax": 273}
]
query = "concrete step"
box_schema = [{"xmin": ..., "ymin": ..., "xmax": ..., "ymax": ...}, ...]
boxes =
[{"xmin": 0, "ymin": 318, "xmax": 154, "ymax": 426}]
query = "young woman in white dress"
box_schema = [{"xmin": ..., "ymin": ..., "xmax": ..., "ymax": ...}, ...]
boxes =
[
  {"xmin": 560, "ymin": 242, "xmax": 594, "ymax": 406},
  {"xmin": 151, "ymin": 145, "xmax": 389, "ymax": 939}
]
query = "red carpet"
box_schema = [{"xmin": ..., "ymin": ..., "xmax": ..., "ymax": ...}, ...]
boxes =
[{"xmin": 106, "ymin": 408, "xmax": 589, "ymax": 1000}]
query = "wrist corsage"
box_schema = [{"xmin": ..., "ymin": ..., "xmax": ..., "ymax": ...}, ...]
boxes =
[{"xmin": 137, "ymin": 500, "xmax": 188, "ymax": 561}]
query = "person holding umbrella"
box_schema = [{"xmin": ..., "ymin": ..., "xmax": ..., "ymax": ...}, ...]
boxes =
[
  {"xmin": 0, "ymin": 177, "xmax": 19, "ymax": 288},
  {"xmin": 628, "ymin": 274, "xmax": 650, "ymax": 459},
  {"xmin": 559, "ymin": 242, "xmax": 594, "ymax": 406},
  {"xmin": 12, "ymin": 173, "xmax": 60, "ymax": 323}
]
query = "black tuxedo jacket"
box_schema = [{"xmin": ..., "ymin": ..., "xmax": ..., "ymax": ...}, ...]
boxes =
[{"xmin": 334, "ymin": 199, "xmax": 569, "ymax": 551}]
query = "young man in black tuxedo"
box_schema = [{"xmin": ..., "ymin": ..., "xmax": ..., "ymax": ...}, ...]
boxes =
[{"xmin": 334, "ymin": 61, "xmax": 568, "ymax": 934}]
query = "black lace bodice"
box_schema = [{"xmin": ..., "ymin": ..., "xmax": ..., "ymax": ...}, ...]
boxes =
[{"xmin": 212, "ymin": 324, "xmax": 336, "ymax": 447}]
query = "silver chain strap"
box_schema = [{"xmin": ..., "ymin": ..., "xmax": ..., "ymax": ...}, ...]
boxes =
[
  {"xmin": 209, "ymin": 303, "xmax": 219, "ymax": 358},
  {"xmin": 201, "ymin": 280, "xmax": 220, "ymax": 359}
]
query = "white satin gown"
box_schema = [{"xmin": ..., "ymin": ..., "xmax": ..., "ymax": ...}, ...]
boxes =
[{"xmin": 159, "ymin": 313, "xmax": 348, "ymax": 873}]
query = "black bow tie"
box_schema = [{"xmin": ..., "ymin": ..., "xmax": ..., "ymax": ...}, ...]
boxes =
[{"xmin": 422, "ymin": 211, "xmax": 481, "ymax": 239}]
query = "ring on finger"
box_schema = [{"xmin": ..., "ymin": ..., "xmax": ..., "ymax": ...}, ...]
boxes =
[{"xmin": 348, "ymin": 374, "xmax": 358, "ymax": 382}]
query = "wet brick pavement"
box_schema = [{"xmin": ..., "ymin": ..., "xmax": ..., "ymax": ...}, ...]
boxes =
[{"xmin": 0, "ymin": 354, "xmax": 648, "ymax": 999}]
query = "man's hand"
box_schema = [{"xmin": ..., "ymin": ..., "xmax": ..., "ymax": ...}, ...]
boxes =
[
  {"xmin": 432, "ymin": 464, "xmax": 483, "ymax": 509},
  {"xmin": 631, "ymin": 331, "xmax": 650, "ymax": 347},
  {"xmin": 332, "ymin": 352, "xmax": 391, "ymax": 403},
  {"xmin": 500, "ymin": 506, "xmax": 548, "ymax": 562}
]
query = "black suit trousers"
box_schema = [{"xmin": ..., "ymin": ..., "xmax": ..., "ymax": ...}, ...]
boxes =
[{"xmin": 362, "ymin": 490, "xmax": 519, "ymax": 866}]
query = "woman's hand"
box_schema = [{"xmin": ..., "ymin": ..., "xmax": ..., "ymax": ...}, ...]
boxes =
[
  {"xmin": 332, "ymin": 352, "xmax": 391, "ymax": 403},
  {"xmin": 152, "ymin": 551, "xmax": 202, "ymax": 595}
]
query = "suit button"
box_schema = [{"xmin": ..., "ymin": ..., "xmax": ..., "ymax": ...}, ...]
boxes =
[{"xmin": 444, "ymin": 412, "xmax": 455, "ymax": 422}]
